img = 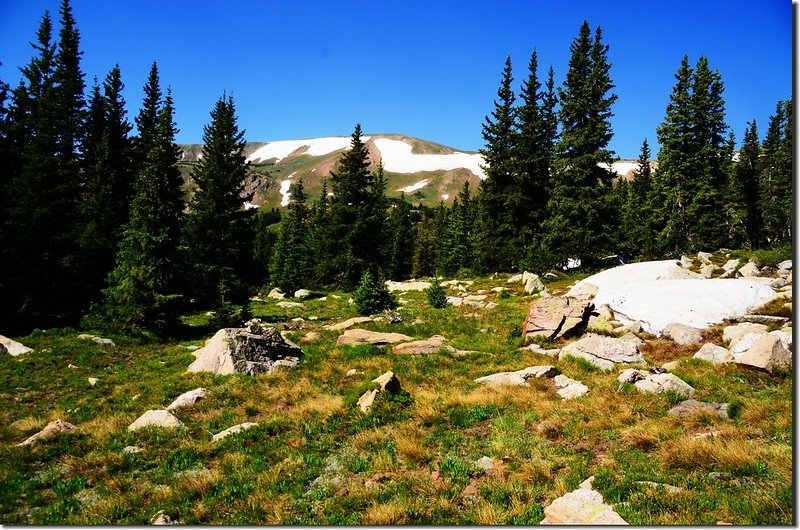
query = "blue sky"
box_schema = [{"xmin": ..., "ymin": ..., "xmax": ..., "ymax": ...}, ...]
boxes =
[{"xmin": 0, "ymin": 0, "xmax": 791, "ymax": 158}]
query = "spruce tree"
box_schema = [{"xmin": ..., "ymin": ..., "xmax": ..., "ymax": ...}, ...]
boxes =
[
  {"xmin": 542, "ymin": 22, "xmax": 618, "ymax": 268},
  {"xmin": 620, "ymin": 138, "xmax": 654, "ymax": 259},
  {"xmin": 270, "ymin": 179, "xmax": 311, "ymax": 294},
  {"xmin": 385, "ymin": 192, "xmax": 414, "ymax": 280},
  {"xmin": 759, "ymin": 100, "xmax": 792, "ymax": 245},
  {"xmin": 731, "ymin": 121, "xmax": 763, "ymax": 249},
  {"xmin": 441, "ymin": 182, "xmax": 474, "ymax": 276},
  {"xmin": 184, "ymin": 94, "xmax": 252, "ymax": 306},
  {"xmin": 102, "ymin": 68, "xmax": 185, "ymax": 331}
]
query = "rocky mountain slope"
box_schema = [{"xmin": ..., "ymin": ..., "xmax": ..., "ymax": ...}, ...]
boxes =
[{"xmin": 179, "ymin": 134, "xmax": 651, "ymax": 209}]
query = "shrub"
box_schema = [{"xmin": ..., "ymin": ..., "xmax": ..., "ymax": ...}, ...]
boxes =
[
  {"xmin": 209, "ymin": 302, "xmax": 246, "ymax": 329},
  {"xmin": 425, "ymin": 282, "xmax": 447, "ymax": 309},
  {"xmin": 353, "ymin": 271, "xmax": 397, "ymax": 316}
]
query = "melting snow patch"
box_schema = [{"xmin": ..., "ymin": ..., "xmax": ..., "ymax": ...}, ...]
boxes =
[
  {"xmin": 243, "ymin": 201, "xmax": 259, "ymax": 210},
  {"xmin": 279, "ymin": 172, "xmax": 297, "ymax": 207},
  {"xmin": 373, "ymin": 138, "xmax": 487, "ymax": 179},
  {"xmin": 398, "ymin": 179, "xmax": 429, "ymax": 193},
  {"xmin": 247, "ymin": 136, "xmax": 370, "ymax": 163}
]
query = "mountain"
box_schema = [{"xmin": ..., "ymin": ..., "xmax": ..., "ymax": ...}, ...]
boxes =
[{"xmin": 178, "ymin": 133, "xmax": 651, "ymax": 209}]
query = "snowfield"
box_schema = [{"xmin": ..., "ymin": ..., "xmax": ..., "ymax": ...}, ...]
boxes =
[
  {"xmin": 397, "ymin": 179, "xmax": 430, "ymax": 193},
  {"xmin": 373, "ymin": 138, "xmax": 486, "ymax": 179},
  {"xmin": 279, "ymin": 172, "xmax": 296, "ymax": 206},
  {"xmin": 600, "ymin": 161, "xmax": 640, "ymax": 176},
  {"xmin": 247, "ymin": 136, "xmax": 371, "ymax": 163},
  {"xmin": 569, "ymin": 260, "xmax": 776, "ymax": 335}
]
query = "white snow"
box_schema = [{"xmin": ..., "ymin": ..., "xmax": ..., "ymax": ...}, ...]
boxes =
[
  {"xmin": 569, "ymin": 260, "xmax": 776, "ymax": 335},
  {"xmin": 442, "ymin": 194, "xmax": 450, "ymax": 200},
  {"xmin": 279, "ymin": 172, "xmax": 297, "ymax": 207},
  {"xmin": 243, "ymin": 201, "xmax": 259, "ymax": 210},
  {"xmin": 398, "ymin": 179, "xmax": 430, "ymax": 193},
  {"xmin": 373, "ymin": 138, "xmax": 487, "ymax": 179},
  {"xmin": 247, "ymin": 136, "xmax": 371, "ymax": 163}
]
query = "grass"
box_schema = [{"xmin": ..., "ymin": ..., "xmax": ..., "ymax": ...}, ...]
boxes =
[{"xmin": 0, "ymin": 267, "xmax": 792, "ymax": 525}]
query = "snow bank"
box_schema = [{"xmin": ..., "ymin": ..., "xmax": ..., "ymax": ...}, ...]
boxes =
[
  {"xmin": 569, "ymin": 260, "xmax": 776, "ymax": 335},
  {"xmin": 279, "ymin": 172, "xmax": 296, "ymax": 207},
  {"xmin": 398, "ymin": 179, "xmax": 429, "ymax": 193},
  {"xmin": 247, "ymin": 136, "xmax": 370, "ymax": 163},
  {"xmin": 373, "ymin": 138, "xmax": 486, "ymax": 179}
]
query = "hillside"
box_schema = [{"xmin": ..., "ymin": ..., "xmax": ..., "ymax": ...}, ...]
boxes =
[{"xmin": 179, "ymin": 134, "xmax": 651, "ymax": 209}]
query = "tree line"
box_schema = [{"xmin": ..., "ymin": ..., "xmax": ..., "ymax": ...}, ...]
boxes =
[{"xmin": 0, "ymin": 4, "xmax": 791, "ymax": 334}]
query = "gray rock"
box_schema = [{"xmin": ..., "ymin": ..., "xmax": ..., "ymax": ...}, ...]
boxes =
[
  {"xmin": 523, "ymin": 272, "xmax": 545, "ymax": 294},
  {"xmin": 88, "ymin": 377, "xmax": 98, "ymax": 386},
  {"xmin": 668, "ymin": 399, "xmax": 729, "ymax": 419},
  {"xmin": 277, "ymin": 301, "xmax": 304, "ymax": 309},
  {"xmin": 128, "ymin": 410, "xmax": 184, "ymax": 431},
  {"xmin": 697, "ymin": 251, "xmax": 712, "ymax": 264},
  {"xmin": 734, "ymin": 333, "xmax": 792, "ymax": 373},
  {"xmin": 0, "ymin": 335, "xmax": 33, "ymax": 356},
  {"xmin": 662, "ymin": 322, "xmax": 703, "ymax": 345},
  {"xmin": 267, "ymin": 288, "xmax": 285, "ymax": 299},
  {"xmin": 699, "ymin": 264, "xmax": 717, "ymax": 278},
  {"xmin": 474, "ymin": 456, "xmax": 496, "ymax": 473},
  {"xmin": 693, "ymin": 343, "xmax": 733, "ymax": 364},
  {"xmin": 730, "ymin": 332, "xmax": 766, "ymax": 358},
  {"xmin": 17, "ymin": 419, "xmax": 77, "ymax": 446},
  {"xmin": 634, "ymin": 373, "xmax": 695, "ymax": 396},
  {"xmin": 385, "ymin": 280, "xmax": 431, "ymax": 292},
  {"xmin": 739, "ymin": 314, "xmax": 789, "ymax": 325},
  {"xmin": 636, "ymin": 481, "xmax": 685, "ymax": 494},
  {"xmin": 559, "ymin": 334, "xmax": 645, "ymax": 371},
  {"xmin": 541, "ymin": 484, "xmax": 628, "ymax": 524},
  {"xmin": 723, "ymin": 322, "xmax": 768, "ymax": 348},
  {"xmin": 166, "ymin": 388, "xmax": 209, "ymax": 411},
  {"xmin": 123, "ymin": 445, "xmax": 142, "ymax": 454},
  {"xmin": 92, "ymin": 337, "xmax": 115, "ymax": 346},
  {"xmin": 617, "ymin": 368, "xmax": 647, "ymax": 384},
  {"xmin": 722, "ymin": 258, "xmax": 740, "ymax": 272},
  {"xmin": 553, "ymin": 374, "xmax": 589, "ymax": 399},
  {"xmin": 187, "ymin": 325, "xmax": 303, "ymax": 376},
  {"xmin": 150, "ymin": 511, "xmax": 177, "ymax": 525},
  {"xmin": 738, "ymin": 262, "xmax": 760, "ymax": 277},
  {"xmin": 475, "ymin": 365, "xmax": 560, "ymax": 387},
  {"xmin": 212, "ymin": 422, "xmax": 259, "ymax": 441},
  {"xmin": 522, "ymin": 293, "xmax": 594, "ymax": 340},
  {"xmin": 357, "ymin": 371, "xmax": 402, "ymax": 413},
  {"xmin": 323, "ymin": 316, "xmax": 374, "ymax": 331},
  {"xmin": 336, "ymin": 329, "xmax": 412, "ymax": 346},
  {"xmin": 656, "ymin": 265, "xmax": 704, "ymax": 280},
  {"xmin": 294, "ymin": 288, "xmax": 312, "ymax": 299},
  {"xmin": 777, "ymin": 259, "xmax": 792, "ymax": 270}
]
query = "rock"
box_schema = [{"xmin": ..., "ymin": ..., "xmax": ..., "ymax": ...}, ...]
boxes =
[
  {"xmin": 77, "ymin": 333, "xmax": 96, "ymax": 340},
  {"xmin": 0, "ymin": 335, "xmax": 33, "ymax": 356},
  {"xmin": 128, "ymin": 410, "xmax": 184, "ymax": 431},
  {"xmin": 300, "ymin": 331, "xmax": 321, "ymax": 343},
  {"xmin": 185, "ymin": 345, "xmax": 199, "ymax": 351},
  {"xmin": 693, "ymin": 343, "xmax": 733, "ymax": 364},
  {"xmin": 464, "ymin": 294, "xmax": 487, "ymax": 302},
  {"xmin": 277, "ymin": 301, "xmax": 304, "ymax": 309},
  {"xmin": 662, "ymin": 322, "xmax": 703, "ymax": 345},
  {"xmin": 212, "ymin": 422, "xmax": 259, "ymax": 441},
  {"xmin": 553, "ymin": 374, "xmax": 589, "ymax": 399},
  {"xmin": 150, "ymin": 510, "xmax": 177, "ymax": 525},
  {"xmin": 633, "ymin": 373, "xmax": 695, "ymax": 396},
  {"xmin": 769, "ymin": 329, "xmax": 792, "ymax": 349},
  {"xmin": 522, "ymin": 294, "xmax": 594, "ymax": 340},
  {"xmin": 490, "ymin": 286, "xmax": 507, "ymax": 293},
  {"xmin": 541, "ymin": 484, "xmax": 628, "ymax": 524},
  {"xmin": 385, "ymin": 280, "xmax": 431, "ymax": 292},
  {"xmin": 92, "ymin": 337, "xmax": 115, "ymax": 346},
  {"xmin": 778, "ymin": 259, "xmax": 792, "ymax": 270},
  {"xmin": 267, "ymin": 288, "xmax": 285, "ymax": 299},
  {"xmin": 123, "ymin": 445, "xmax": 142, "ymax": 454},
  {"xmin": 394, "ymin": 335, "xmax": 457, "ymax": 355},
  {"xmin": 18, "ymin": 419, "xmax": 77, "ymax": 446},
  {"xmin": 722, "ymin": 259, "xmax": 740, "ymax": 273},
  {"xmin": 88, "ymin": 377, "xmax": 98, "ymax": 386},
  {"xmin": 523, "ymin": 271, "xmax": 545, "ymax": 294},
  {"xmin": 739, "ymin": 314, "xmax": 789, "ymax": 325},
  {"xmin": 587, "ymin": 314, "xmax": 614, "ymax": 333},
  {"xmin": 730, "ymin": 332, "xmax": 766, "ymax": 358},
  {"xmin": 558, "ymin": 334, "xmax": 645, "ymax": 371},
  {"xmin": 166, "ymin": 388, "xmax": 209, "ymax": 411},
  {"xmin": 738, "ymin": 262, "xmax": 760, "ymax": 277},
  {"xmin": 700, "ymin": 264, "xmax": 717, "ymax": 278},
  {"xmin": 323, "ymin": 316, "xmax": 374, "ymax": 331},
  {"xmin": 619, "ymin": 320, "xmax": 643, "ymax": 334},
  {"xmin": 485, "ymin": 302, "xmax": 499, "ymax": 309},
  {"xmin": 668, "ymin": 399, "xmax": 729, "ymax": 419},
  {"xmin": 617, "ymin": 368, "xmax": 647, "ymax": 384},
  {"xmin": 697, "ymin": 251, "xmax": 712, "ymax": 263},
  {"xmin": 679, "ymin": 255, "xmax": 693, "ymax": 268},
  {"xmin": 723, "ymin": 322, "xmax": 768, "ymax": 348},
  {"xmin": 522, "ymin": 343, "xmax": 560, "ymax": 357},
  {"xmin": 734, "ymin": 333, "xmax": 792, "ymax": 373},
  {"xmin": 345, "ymin": 369, "xmax": 361, "ymax": 377},
  {"xmin": 656, "ymin": 265, "xmax": 704, "ymax": 280},
  {"xmin": 187, "ymin": 325, "xmax": 303, "ymax": 376},
  {"xmin": 636, "ymin": 481, "xmax": 685, "ymax": 494},
  {"xmin": 475, "ymin": 365, "xmax": 560, "ymax": 386},
  {"xmin": 474, "ymin": 456, "xmax": 496, "ymax": 473},
  {"xmin": 294, "ymin": 288, "xmax": 312, "ymax": 299},
  {"xmin": 357, "ymin": 371, "xmax": 401, "ymax": 413},
  {"xmin": 661, "ymin": 360, "xmax": 681, "ymax": 371},
  {"xmin": 506, "ymin": 273, "xmax": 523, "ymax": 284},
  {"xmin": 336, "ymin": 328, "xmax": 412, "ymax": 346}
]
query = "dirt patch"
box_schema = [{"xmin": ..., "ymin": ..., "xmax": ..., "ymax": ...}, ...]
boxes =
[{"xmin": 640, "ymin": 338, "xmax": 699, "ymax": 365}]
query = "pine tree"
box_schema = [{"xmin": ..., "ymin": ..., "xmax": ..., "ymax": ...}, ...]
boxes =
[
  {"xmin": 102, "ymin": 67, "xmax": 185, "ymax": 332},
  {"xmin": 542, "ymin": 22, "xmax": 618, "ymax": 269},
  {"xmin": 474, "ymin": 56, "xmax": 518, "ymax": 272},
  {"xmin": 759, "ymin": 100, "xmax": 792, "ymax": 246},
  {"xmin": 307, "ymin": 178, "xmax": 331, "ymax": 285},
  {"xmin": 252, "ymin": 208, "xmax": 280, "ymax": 286},
  {"xmin": 184, "ymin": 94, "xmax": 252, "ymax": 306},
  {"xmin": 620, "ymin": 138, "xmax": 654, "ymax": 258},
  {"xmin": 270, "ymin": 179, "xmax": 311, "ymax": 294},
  {"xmin": 385, "ymin": 192, "xmax": 414, "ymax": 280},
  {"xmin": 441, "ymin": 181, "xmax": 474, "ymax": 276},
  {"xmin": 731, "ymin": 121, "xmax": 763, "ymax": 249}
]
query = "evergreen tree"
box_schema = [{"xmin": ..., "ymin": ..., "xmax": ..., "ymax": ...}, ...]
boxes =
[
  {"xmin": 441, "ymin": 182, "xmax": 474, "ymax": 276},
  {"xmin": 385, "ymin": 192, "xmax": 414, "ymax": 280},
  {"xmin": 270, "ymin": 179, "xmax": 311, "ymax": 294},
  {"xmin": 252, "ymin": 207, "xmax": 279, "ymax": 286},
  {"xmin": 620, "ymin": 138, "xmax": 654, "ymax": 258},
  {"xmin": 474, "ymin": 56, "xmax": 518, "ymax": 271},
  {"xmin": 184, "ymin": 94, "xmax": 253, "ymax": 305},
  {"xmin": 759, "ymin": 99, "xmax": 792, "ymax": 245},
  {"xmin": 102, "ymin": 68, "xmax": 185, "ymax": 331},
  {"xmin": 731, "ymin": 121, "xmax": 763, "ymax": 249},
  {"xmin": 542, "ymin": 22, "xmax": 618, "ymax": 268}
]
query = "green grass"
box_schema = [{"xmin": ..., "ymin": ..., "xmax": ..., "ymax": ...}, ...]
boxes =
[{"xmin": 0, "ymin": 267, "xmax": 792, "ymax": 524}]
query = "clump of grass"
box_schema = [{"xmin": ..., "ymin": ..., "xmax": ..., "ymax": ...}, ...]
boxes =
[{"xmin": 750, "ymin": 298, "xmax": 791, "ymax": 318}]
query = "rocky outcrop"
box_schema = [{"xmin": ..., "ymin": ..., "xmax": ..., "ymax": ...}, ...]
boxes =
[
  {"xmin": 662, "ymin": 322, "xmax": 703, "ymax": 345},
  {"xmin": 522, "ymin": 289, "xmax": 596, "ymax": 340},
  {"xmin": 393, "ymin": 335, "xmax": 467, "ymax": 355},
  {"xmin": 336, "ymin": 329, "xmax": 412, "ymax": 346},
  {"xmin": 187, "ymin": 324, "xmax": 302, "ymax": 376},
  {"xmin": 559, "ymin": 334, "xmax": 645, "ymax": 371}
]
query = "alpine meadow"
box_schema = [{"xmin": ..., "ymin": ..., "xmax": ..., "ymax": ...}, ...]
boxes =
[{"xmin": 0, "ymin": 1, "xmax": 793, "ymax": 525}]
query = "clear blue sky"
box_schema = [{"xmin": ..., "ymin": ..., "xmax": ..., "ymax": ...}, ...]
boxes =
[{"xmin": 0, "ymin": 0, "xmax": 792, "ymax": 158}]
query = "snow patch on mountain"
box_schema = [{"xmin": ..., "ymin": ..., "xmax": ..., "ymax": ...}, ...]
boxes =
[
  {"xmin": 398, "ymin": 179, "xmax": 430, "ymax": 193},
  {"xmin": 374, "ymin": 138, "xmax": 486, "ymax": 179},
  {"xmin": 279, "ymin": 172, "xmax": 297, "ymax": 206},
  {"xmin": 247, "ymin": 136, "xmax": 371, "ymax": 163}
]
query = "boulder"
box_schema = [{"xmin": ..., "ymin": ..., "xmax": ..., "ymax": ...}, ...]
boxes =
[
  {"xmin": 722, "ymin": 259, "xmax": 740, "ymax": 273},
  {"xmin": 506, "ymin": 273, "xmax": 523, "ymax": 284},
  {"xmin": 475, "ymin": 365, "xmax": 559, "ymax": 387},
  {"xmin": 385, "ymin": 280, "xmax": 431, "ymax": 292},
  {"xmin": 336, "ymin": 329, "xmax": 412, "ymax": 346},
  {"xmin": 394, "ymin": 335, "xmax": 458, "ymax": 355},
  {"xmin": 212, "ymin": 422, "xmax": 259, "ymax": 441},
  {"xmin": 474, "ymin": 456, "xmax": 497, "ymax": 474},
  {"xmin": 88, "ymin": 377, "xmax": 98, "ymax": 386},
  {"xmin": 734, "ymin": 334, "xmax": 792, "ymax": 373},
  {"xmin": 267, "ymin": 288, "xmax": 285, "ymax": 299},
  {"xmin": 357, "ymin": 371, "xmax": 401, "ymax": 413},
  {"xmin": 77, "ymin": 333, "xmax": 96, "ymax": 340},
  {"xmin": 277, "ymin": 301, "xmax": 304, "ymax": 309},
  {"xmin": 697, "ymin": 251, "xmax": 713, "ymax": 263},
  {"xmin": 693, "ymin": 343, "xmax": 733, "ymax": 364},
  {"xmin": 777, "ymin": 259, "xmax": 792, "ymax": 270},
  {"xmin": 92, "ymin": 337, "xmax": 115, "ymax": 346},
  {"xmin": 300, "ymin": 331, "xmax": 321, "ymax": 343},
  {"xmin": 522, "ymin": 294, "xmax": 594, "ymax": 340},
  {"xmin": 294, "ymin": 289, "xmax": 312, "ymax": 299},
  {"xmin": 522, "ymin": 343, "xmax": 560, "ymax": 357},
  {"xmin": 541, "ymin": 483, "xmax": 628, "ymax": 524},
  {"xmin": 738, "ymin": 262, "xmax": 761, "ymax": 277},
  {"xmin": 128, "ymin": 410, "xmax": 184, "ymax": 431},
  {"xmin": 0, "ymin": 335, "xmax": 33, "ymax": 356},
  {"xmin": 559, "ymin": 334, "xmax": 644, "ymax": 371},
  {"xmin": 699, "ymin": 264, "xmax": 717, "ymax": 278},
  {"xmin": 523, "ymin": 271, "xmax": 545, "ymax": 294},
  {"xmin": 668, "ymin": 399, "xmax": 729, "ymax": 419},
  {"xmin": 723, "ymin": 322, "xmax": 768, "ymax": 348},
  {"xmin": 166, "ymin": 388, "xmax": 209, "ymax": 411},
  {"xmin": 323, "ymin": 316, "xmax": 374, "ymax": 331},
  {"xmin": 679, "ymin": 255, "xmax": 693, "ymax": 268},
  {"xmin": 739, "ymin": 314, "xmax": 789, "ymax": 325},
  {"xmin": 769, "ymin": 329, "xmax": 792, "ymax": 349},
  {"xmin": 17, "ymin": 419, "xmax": 77, "ymax": 446},
  {"xmin": 553, "ymin": 374, "xmax": 589, "ymax": 399},
  {"xmin": 634, "ymin": 373, "xmax": 695, "ymax": 396},
  {"xmin": 730, "ymin": 332, "xmax": 765, "ymax": 358},
  {"xmin": 150, "ymin": 511, "xmax": 177, "ymax": 525},
  {"xmin": 187, "ymin": 324, "xmax": 303, "ymax": 376},
  {"xmin": 662, "ymin": 322, "xmax": 703, "ymax": 345}
]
